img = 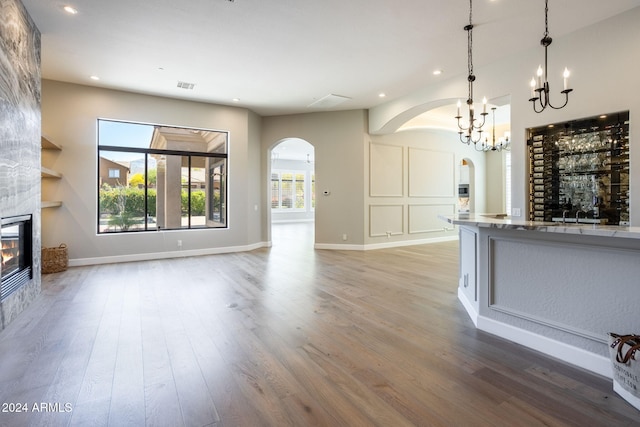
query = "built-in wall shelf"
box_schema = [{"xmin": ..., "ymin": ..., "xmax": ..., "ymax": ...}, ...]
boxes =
[
  {"xmin": 42, "ymin": 201, "xmax": 62, "ymax": 209},
  {"xmin": 41, "ymin": 134, "xmax": 63, "ymax": 211},
  {"xmin": 41, "ymin": 135, "xmax": 62, "ymax": 151},
  {"xmin": 41, "ymin": 167, "xmax": 62, "ymax": 179}
]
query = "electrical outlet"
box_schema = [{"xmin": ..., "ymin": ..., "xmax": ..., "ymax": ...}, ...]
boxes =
[
  {"xmin": 342, "ymin": 234, "xmax": 347, "ymax": 241},
  {"xmin": 177, "ymin": 240, "xmax": 182, "ymax": 249},
  {"xmin": 512, "ymin": 208, "xmax": 521, "ymax": 217}
]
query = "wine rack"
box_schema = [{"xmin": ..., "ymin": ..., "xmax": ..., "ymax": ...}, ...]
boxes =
[{"xmin": 527, "ymin": 111, "xmax": 629, "ymax": 225}]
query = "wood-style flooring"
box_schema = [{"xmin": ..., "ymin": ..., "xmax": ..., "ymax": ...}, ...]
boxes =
[{"xmin": 0, "ymin": 222, "xmax": 639, "ymax": 426}]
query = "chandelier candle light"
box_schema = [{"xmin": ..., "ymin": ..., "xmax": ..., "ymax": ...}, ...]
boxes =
[
  {"xmin": 482, "ymin": 107, "xmax": 511, "ymax": 152},
  {"xmin": 455, "ymin": 0, "xmax": 489, "ymax": 146},
  {"xmin": 529, "ymin": 0, "xmax": 573, "ymax": 113}
]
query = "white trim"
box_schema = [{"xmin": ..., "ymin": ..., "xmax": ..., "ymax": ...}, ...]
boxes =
[
  {"xmin": 69, "ymin": 242, "xmax": 269, "ymax": 267},
  {"xmin": 314, "ymin": 243, "xmax": 364, "ymax": 251},
  {"xmin": 476, "ymin": 315, "xmax": 612, "ymax": 379},
  {"xmin": 364, "ymin": 235, "xmax": 457, "ymax": 250},
  {"xmin": 457, "ymin": 288, "xmax": 479, "ymax": 327},
  {"xmin": 315, "ymin": 235, "xmax": 458, "ymax": 251},
  {"xmin": 613, "ymin": 382, "xmax": 640, "ymax": 411}
]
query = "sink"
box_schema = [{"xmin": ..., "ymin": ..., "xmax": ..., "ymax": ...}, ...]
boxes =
[
  {"xmin": 481, "ymin": 214, "xmax": 509, "ymax": 219},
  {"xmin": 551, "ymin": 218, "xmax": 608, "ymax": 224}
]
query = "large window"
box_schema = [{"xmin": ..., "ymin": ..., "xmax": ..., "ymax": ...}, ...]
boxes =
[
  {"xmin": 97, "ymin": 120, "xmax": 228, "ymax": 233},
  {"xmin": 271, "ymin": 171, "xmax": 307, "ymax": 210}
]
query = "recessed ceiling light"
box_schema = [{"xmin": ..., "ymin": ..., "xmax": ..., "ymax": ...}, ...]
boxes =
[
  {"xmin": 63, "ymin": 5, "xmax": 78, "ymax": 14},
  {"xmin": 90, "ymin": 75, "xmax": 100, "ymax": 81},
  {"xmin": 600, "ymin": 115, "xmax": 607, "ymax": 119},
  {"xmin": 433, "ymin": 69, "xmax": 443, "ymax": 76},
  {"xmin": 378, "ymin": 93, "xmax": 386, "ymax": 98},
  {"xmin": 232, "ymin": 98, "xmax": 240, "ymax": 102}
]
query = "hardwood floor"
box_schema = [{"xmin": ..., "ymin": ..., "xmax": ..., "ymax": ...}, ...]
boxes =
[{"xmin": 1, "ymin": 222, "xmax": 638, "ymax": 426}]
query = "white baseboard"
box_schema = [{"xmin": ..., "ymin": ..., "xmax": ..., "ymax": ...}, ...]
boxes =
[
  {"xmin": 457, "ymin": 288, "xmax": 478, "ymax": 327},
  {"xmin": 271, "ymin": 219, "xmax": 314, "ymax": 224},
  {"xmin": 69, "ymin": 241, "xmax": 270, "ymax": 267},
  {"xmin": 314, "ymin": 243, "xmax": 365, "ymax": 250},
  {"xmin": 476, "ymin": 315, "xmax": 612, "ymax": 379},
  {"xmin": 315, "ymin": 235, "xmax": 458, "ymax": 251}
]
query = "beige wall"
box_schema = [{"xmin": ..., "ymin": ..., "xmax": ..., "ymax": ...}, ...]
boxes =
[
  {"xmin": 262, "ymin": 110, "xmax": 367, "ymax": 246},
  {"xmin": 368, "ymin": 129, "xmax": 488, "ymax": 247},
  {"xmin": 484, "ymin": 149, "xmax": 507, "ymax": 214},
  {"xmin": 40, "ymin": 81, "xmax": 498, "ymax": 260},
  {"xmin": 41, "ymin": 80, "xmax": 263, "ymax": 263},
  {"xmin": 43, "ymin": 82, "xmax": 461, "ymax": 261}
]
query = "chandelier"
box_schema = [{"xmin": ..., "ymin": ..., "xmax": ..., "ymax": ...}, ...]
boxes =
[
  {"xmin": 480, "ymin": 107, "xmax": 510, "ymax": 152},
  {"xmin": 455, "ymin": 0, "xmax": 488, "ymax": 145},
  {"xmin": 529, "ymin": 0, "xmax": 572, "ymax": 113}
]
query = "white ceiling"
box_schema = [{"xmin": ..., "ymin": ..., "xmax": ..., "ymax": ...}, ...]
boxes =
[{"xmin": 23, "ymin": 0, "xmax": 640, "ymax": 118}]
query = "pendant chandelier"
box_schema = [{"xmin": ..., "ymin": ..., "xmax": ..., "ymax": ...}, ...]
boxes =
[
  {"xmin": 529, "ymin": 0, "xmax": 572, "ymax": 113},
  {"xmin": 481, "ymin": 107, "xmax": 511, "ymax": 152},
  {"xmin": 455, "ymin": 0, "xmax": 488, "ymax": 146}
]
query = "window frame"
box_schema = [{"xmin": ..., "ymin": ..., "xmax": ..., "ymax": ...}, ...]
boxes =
[
  {"xmin": 271, "ymin": 169, "xmax": 313, "ymax": 212},
  {"xmin": 97, "ymin": 120, "xmax": 229, "ymax": 234}
]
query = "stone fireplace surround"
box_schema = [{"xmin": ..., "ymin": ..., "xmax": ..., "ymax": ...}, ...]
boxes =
[{"xmin": 0, "ymin": 0, "xmax": 42, "ymax": 331}]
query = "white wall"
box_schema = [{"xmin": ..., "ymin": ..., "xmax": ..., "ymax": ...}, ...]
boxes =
[
  {"xmin": 370, "ymin": 7, "xmax": 640, "ymax": 225},
  {"xmin": 41, "ymin": 80, "xmax": 264, "ymax": 264}
]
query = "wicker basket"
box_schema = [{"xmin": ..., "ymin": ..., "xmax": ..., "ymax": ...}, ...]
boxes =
[{"xmin": 42, "ymin": 244, "xmax": 68, "ymax": 274}]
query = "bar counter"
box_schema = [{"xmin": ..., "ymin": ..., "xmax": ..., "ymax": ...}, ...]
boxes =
[{"xmin": 439, "ymin": 214, "xmax": 640, "ymax": 378}]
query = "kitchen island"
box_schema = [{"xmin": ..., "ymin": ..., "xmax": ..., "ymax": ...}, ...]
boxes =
[{"xmin": 440, "ymin": 214, "xmax": 640, "ymax": 378}]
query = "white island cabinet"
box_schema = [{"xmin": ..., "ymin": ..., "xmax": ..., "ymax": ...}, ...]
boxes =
[{"xmin": 441, "ymin": 214, "xmax": 640, "ymax": 379}]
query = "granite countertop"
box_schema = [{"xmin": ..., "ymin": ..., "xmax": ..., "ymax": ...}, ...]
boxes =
[{"xmin": 439, "ymin": 213, "xmax": 640, "ymax": 240}]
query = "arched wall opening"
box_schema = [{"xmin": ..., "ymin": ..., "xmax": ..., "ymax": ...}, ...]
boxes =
[
  {"xmin": 267, "ymin": 138, "xmax": 316, "ymax": 247},
  {"xmin": 459, "ymin": 158, "xmax": 475, "ymax": 214}
]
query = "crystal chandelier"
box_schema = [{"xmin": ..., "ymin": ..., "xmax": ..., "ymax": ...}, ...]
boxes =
[
  {"xmin": 529, "ymin": 0, "xmax": 572, "ymax": 113},
  {"xmin": 455, "ymin": 0, "xmax": 488, "ymax": 145}
]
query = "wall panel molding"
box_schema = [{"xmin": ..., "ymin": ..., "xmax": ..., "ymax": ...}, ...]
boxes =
[
  {"xmin": 369, "ymin": 204, "xmax": 404, "ymax": 237},
  {"xmin": 408, "ymin": 148, "xmax": 454, "ymax": 197},
  {"xmin": 487, "ymin": 235, "xmax": 640, "ymax": 344},
  {"xmin": 369, "ymin": 142, "xmax": 403, "ymax": 197},
  {"xmin": 408, "ymin": 203, "xmax": 455, "ymax": 234}
]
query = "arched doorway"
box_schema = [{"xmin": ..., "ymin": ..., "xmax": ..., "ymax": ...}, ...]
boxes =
[
  {"xmin": 459, "ymin": 158, "xmax": 475, "ymax": 214},
  {"xmin": 268, "ymin": 138, "xmax": 315, "ymax": 248}
]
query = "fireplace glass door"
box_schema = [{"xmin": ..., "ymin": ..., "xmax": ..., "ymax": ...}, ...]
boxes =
[{"xmin": 1, "ymin": 215, "xmax": 33, "ymax": 301}]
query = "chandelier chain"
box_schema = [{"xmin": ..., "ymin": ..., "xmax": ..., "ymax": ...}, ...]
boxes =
[
  {"xmin": 455, "ymin": 0, "xmax": 488, "ymax": 146},
  {"xmin": 544, "ymin": 0, "xmax": 549, "ymax": 39},
  {"xmin": 468, "ymin": 0, "xmax": 473, "ymax": 78}
]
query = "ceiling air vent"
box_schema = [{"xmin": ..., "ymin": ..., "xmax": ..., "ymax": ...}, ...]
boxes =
[
  {"xmin": 308, "ymin": 94, "xmax": 351, "ymax": 109},
  {"xmin": 177, "ymin": 81, "xmax": 195, "ymax": 90}
]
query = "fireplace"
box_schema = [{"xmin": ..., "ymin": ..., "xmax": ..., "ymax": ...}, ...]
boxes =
[{"xmin": 1, "ymin": 215, "xmax": 33, "ymax": 302}]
